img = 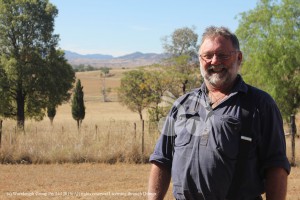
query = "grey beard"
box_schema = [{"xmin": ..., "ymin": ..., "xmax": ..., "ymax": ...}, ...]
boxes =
[{"xmin": 200, "ymin": 65, "xmax": 227, "ymax": 87}]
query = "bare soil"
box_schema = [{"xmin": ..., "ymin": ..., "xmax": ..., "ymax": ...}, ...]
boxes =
[{"xmin": 0, "ymin": 163, "xmax": 299, "ymax": 200}]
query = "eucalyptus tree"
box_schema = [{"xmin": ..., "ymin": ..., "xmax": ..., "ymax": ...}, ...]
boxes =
[
  {"xmin": 118, "ymin": 70, "xmax": 153, "ymax": 121},
  {"xmin": 144, "ymin": 69, "xmax": 176, "ymax": 122},
  {"xmin": 162, "ymin": 27, "xmax": 200, "ymax": 94},
  {"xmin": 162, "ymin": 26, "xmax": 199, "ymax": 58},
  {"xmin": 0, "ymin": 0, "xmax": 75, "ymax": 129}
]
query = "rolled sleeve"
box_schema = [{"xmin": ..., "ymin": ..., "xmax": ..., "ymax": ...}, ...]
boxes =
[{"xmin": 257, "ymin": 95, "xmax": 291, "ymax": 176}]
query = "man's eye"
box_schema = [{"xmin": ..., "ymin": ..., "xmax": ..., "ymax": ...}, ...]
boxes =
[
  {"xmin": 218, "ymin": 54, "xmax": 229, "ymax": 59},
  {"xmin": 203, "ymin": 54, "xmax": 213, "ymax": 59}
]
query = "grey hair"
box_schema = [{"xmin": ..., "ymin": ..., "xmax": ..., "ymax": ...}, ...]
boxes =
[{"xmin": 200, "ymin": 26, "xmax": 240, "ymax": 50}]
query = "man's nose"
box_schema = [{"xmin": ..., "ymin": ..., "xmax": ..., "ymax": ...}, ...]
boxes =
[{"xmin": 210, "ymin": 54, "xmax": 222, "ymax": 65}]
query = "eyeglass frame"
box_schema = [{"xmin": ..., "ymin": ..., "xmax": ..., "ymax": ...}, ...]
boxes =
[{"xmin": 199, "ymin": 50, "xmax": 240, "ymax": 63}]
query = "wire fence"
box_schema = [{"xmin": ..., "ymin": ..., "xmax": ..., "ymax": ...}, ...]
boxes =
[
  {"xmin": 0, "ymin": 120, "xmax": 161, "ymax": 164},
  {"xmin": 0, "ymin": 117, "xmax": 298, "ymax": 165}
]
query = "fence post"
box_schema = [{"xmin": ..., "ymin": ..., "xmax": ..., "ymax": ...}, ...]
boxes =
[
  {"xmin": 290, "ymin": 115, "xmax": 297, "ymax": 166},
  {"xmin": 142, "ymin": 120, "xmax": 145, "ymax": 158},
  {"xmin": 107, "ymin": 130, "xmax": 110, "ymax": 149},
  {"xmin": 134, "ymin": 122, "xmax": 137, "ymax": 140},
  {"xmin": 10, "ymin": 128, "xmax": 14, "ymax": 145},
  {"xmin": 0, "ymin": 120, "xmax": 2, "ymax": 148},
  {"xmin": 95, "ymin": 125, "xmax": 98, "ymax": 140}
]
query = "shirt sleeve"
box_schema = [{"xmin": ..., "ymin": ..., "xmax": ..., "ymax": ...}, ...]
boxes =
[
  {"xmin": 257, "ymin": 93, "xmax": 291, "ymax": 176},
  {"xmin": 149, "ymin": 109, "xmax": 176, "ymax": 170}
]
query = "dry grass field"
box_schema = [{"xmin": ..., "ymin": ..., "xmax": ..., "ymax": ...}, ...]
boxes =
[
  {"xmin": 0, "ymin": 68, "xmax": 300, "ymax": 199},
  {"xmin": 0, "ymin": 69, "xmax": 154, "ymax": 164}
]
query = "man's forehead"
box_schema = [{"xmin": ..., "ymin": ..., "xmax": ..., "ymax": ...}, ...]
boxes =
[{"xmin": 200, "ymin": 36, "xmax": 233, "ymax": 52}]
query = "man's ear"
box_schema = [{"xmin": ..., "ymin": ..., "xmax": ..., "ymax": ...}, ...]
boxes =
[{"xmin": 237, "ymin": 51, "xmax": 243, "ymax": 65}]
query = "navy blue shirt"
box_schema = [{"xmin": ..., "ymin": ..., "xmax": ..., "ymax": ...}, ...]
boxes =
[{"xmin": 150, "ymin": 76, "xmax": 290, "ymax": 200}]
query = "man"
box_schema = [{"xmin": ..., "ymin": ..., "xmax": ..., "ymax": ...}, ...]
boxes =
[{"xmin": 148, "ymin": 26, "xmax": 290, "ymax": 200}]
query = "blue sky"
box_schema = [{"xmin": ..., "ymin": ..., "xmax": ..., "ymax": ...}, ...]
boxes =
[{"xmin": 50, "ymin": 0, "xmax": 258, "ymax": 57}]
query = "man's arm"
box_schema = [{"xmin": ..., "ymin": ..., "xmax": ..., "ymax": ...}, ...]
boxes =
[
  {"xmin": 148, "ymin": 162, "xmax": 171, "ymax": 200},
  {"xmin": 265, "ymin": 167, "xmax": 288, "ymax": 200}
]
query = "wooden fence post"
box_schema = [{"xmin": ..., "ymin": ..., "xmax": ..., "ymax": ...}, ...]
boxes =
[
  {"xmin": 10, "ymin": 127, "xmax": 14, "ymax": 145},
  {"xmin": 290, "ymin": 115, "xmax": 297, "ymax": 166},
  {"xmin": 0, "ymin": 120, "xmax": 2, "ymax": 148},
  {"xmin": 107, "ymin": 130, "xmax": 110, "ymax": 148},
  {"xmin": 142, "ymin": 120, "xmax": 145, "ymax": 158},
  {"xmin": 95, "ymin": 125, "xmax": 98, "ymax": 141},
  {"xmin": 134, "ymin": 122, "xmax": 137, "ymax": 140}
]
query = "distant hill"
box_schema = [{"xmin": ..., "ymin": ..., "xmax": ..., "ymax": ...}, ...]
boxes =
[
  {"xmin": 118, "ymin": 52, "xmax": 164, "ymax": 60},
  {"xmin": 64, "ymin": 50, "xmax": 168, "ymax": 68},
  {"xmin": 64, "ymin": 51, "xmax": 114, "ymax": 60}
]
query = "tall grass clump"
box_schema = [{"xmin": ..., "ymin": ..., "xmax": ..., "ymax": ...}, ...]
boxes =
[{"xmin": 0, "ymin": 119, "xmax": 160, "ymax": 164}]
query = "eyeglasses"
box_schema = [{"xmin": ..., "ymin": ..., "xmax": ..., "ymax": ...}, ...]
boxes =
[{"xmin": 199, "ymin": 51, "xmax": 239, "ymax": 63}]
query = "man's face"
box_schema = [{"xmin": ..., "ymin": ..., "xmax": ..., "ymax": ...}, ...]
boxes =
[{"xmin": 199, "ymin": 36, "xmax": 242, "ymax": 89}]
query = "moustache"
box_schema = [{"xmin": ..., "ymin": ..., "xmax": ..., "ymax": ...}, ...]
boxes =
[{"xmin": 207, "ymin": 65, "xmax": 226, "ymax": 71}]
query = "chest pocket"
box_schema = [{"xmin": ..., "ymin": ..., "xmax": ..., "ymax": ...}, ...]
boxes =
[
  {"xmin": 216, "ymin": 115, "xmax": 241, "ymax": 160},
  {"xmin": 174, "ymin": 112, "xmax": 204, "ymax": 147}
]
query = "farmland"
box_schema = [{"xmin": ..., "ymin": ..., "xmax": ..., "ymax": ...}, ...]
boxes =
[{"xmin": 0, "ymin": 68, "xmax": 299, "ymax": 199}]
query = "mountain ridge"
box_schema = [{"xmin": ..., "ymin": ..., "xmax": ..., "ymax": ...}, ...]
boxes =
[
  {"xmin": 64, "ymin": 50, "xmax": 167, "ymax": 68},
  {"xmin": 64, "ymin": 51, "xmax": 114, "ymax": 60}
]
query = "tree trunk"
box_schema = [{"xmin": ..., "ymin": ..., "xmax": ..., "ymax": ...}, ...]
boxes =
[
  {"xmin": 49, "ymin": 117, "xmax": 54, "ymax": 126},
  {"xmin": 16, "ymin": 89, "xmax": 25, "ymax": 130},
  {"xmin": 290, "ymin": 115, "xmax": 297, "ymax": 166},
  {"xmin": 155, "ymin": 105, "xmax": 160, "ymax": 122},
  {"xmin": 0, "ymin": 120, "xmax": 2, "ymax": 148},
  {"xmin": 77, "ymin": 119, "xmax": 80, "ymax": 130},
  {"xmin": 139, "ymin": 111, "xmax": 143, "ymax": 121},
  {"xmin": 102, "ymin": 76, "xmax": 107, "ymax": 102},
  {"xmin": 182, "ymin": 80, "xmax": 188, "ymax": 94}
]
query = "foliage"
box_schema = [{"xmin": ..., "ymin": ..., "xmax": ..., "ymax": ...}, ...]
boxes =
[
  {"xmin": 46, "ymin": 52, "xmax": 73, "ymax": 125},
  {"xmin": 148, "ymin": 107, "xmax": 168, "ymax": 123},
  {"xmin": 73, "ymin": 64, "xmax": 97, "ymax": 72},
  {"xmin": 118, "ymin": 70, "xmax": 152, "ymax": 120},
  {"xmin": 99, "ymin": 67, "xmax": 111, "ymax": 75},
  {"xmin": 162, "ymin": 27, "xmax": 200, "ymax": 94},
  {"xmin": 46, "ymin": 49, "xmax": 75, "ymax": 123},
  {"xmin": 165, "ymin": 55, "xmax": 201, "ymax": 94},
  {"xmin": 0, "ymin": 64, "xmax": 10, "ymax": 117},
  {"xmin": 236, "ymin": 0, "xmax": 300, "ymax": 120},
  {"xmin": 0, "ymin": 0, "xmax": 75, "ymax": 128},
  {"xmin": 143, "ymin": 69, "xmax": 176, "ymax": 122},
  {"xmin": 119, "ymin": 27, "xmax": 202, "ymax": 122},
  {"xmin": 118, "ymin": 65, "xmax": 200, "ymax": 122},
  {"xmin": 162, "ymin": 26, "xmax": 199, "ymax": 58},
  {"xmin": 71, "ymin": 79, "xmax": 85, "ymax": 129}
]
